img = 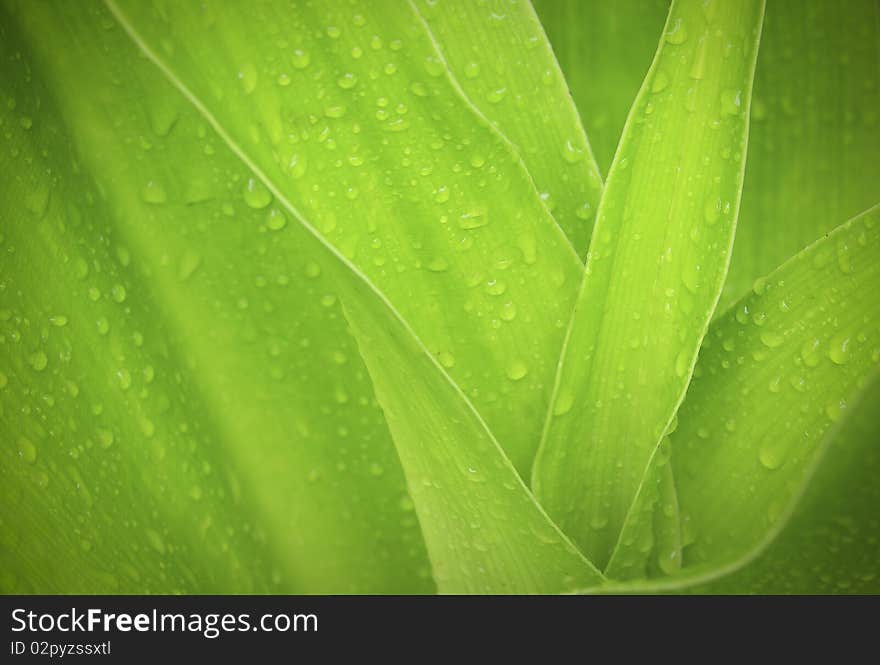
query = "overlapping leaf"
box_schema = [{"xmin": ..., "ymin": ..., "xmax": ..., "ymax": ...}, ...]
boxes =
[
  {"xmin": 532, "ymin": 0, "xmax": 670, "ymax": 176},
  {"xmin": 414, "ymin": 0, "xmax": 603, "ymax": 253},
  {"xmin": 533, "ymin": 0, "xmax": 766, "ymax": 568},
  {"xmin": 106, "ymin": 0, "xmax": 590, "ymax": 477}
]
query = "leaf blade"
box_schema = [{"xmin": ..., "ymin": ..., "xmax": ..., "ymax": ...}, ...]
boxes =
[
  {"xmin": 533, "ymin": 0, "xmax": 766, "ymax": 568},
  {"xmin": 107, "ymin": 0, "xmax": 585, "ymax": 478},
  {"xmin": 413, "ymin": 0, "xmax": 604, "ymax": 253}
]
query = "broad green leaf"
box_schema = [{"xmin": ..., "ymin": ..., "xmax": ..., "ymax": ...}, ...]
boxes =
[
  {"xmin": 414, "ymin": 0, "xmax": 603, "ymax": 253},
  {"xmin": 341, "ymin": 278, "xmax": 603, "ymax": 594},
  {"xmin": 532, "ymin": 0, "xmax": 670, "ymax": 176},
  {"xmin": 1, "ymin": 2, "xmax": 431, "ymax": 593},
  {"xmin": 694, "ymin": 377, "xmax": 880, "ymax": 594},
  {"xmin": 668, "ymin": 206, "xmax": 880, "ymax": 585},
  {"xmin": 106, "ymin": 0, "xmax": 586, "ymax": 478},
  {"xmin": 719, "ymin": 0, "xmax": 880, "ymax": 310},
  {"xmin": 532, "ymin": 0, "xmax": 765, "ymax": 568}
]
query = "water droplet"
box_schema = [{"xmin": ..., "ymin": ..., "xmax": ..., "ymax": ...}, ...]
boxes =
[
  {"xmin": 237, "ymin": 63, "xmax": 258, "ymax": 94},
  {"xmin": 438, "ymin": 351, "xmax": 455, "ymax": 369},
  {"xmin": 758, "ymin": 445, "xmax": 784, "ymax": 470},
  {"xmin": 506, "ymin": 360, "xmax": 528, "ymax": 381},
  {"xmin": 459, "ymin": 207, "xmax": 488, "ymax": 229},
  {"xmin": 486, "ymin": 87, "xmax": 507, "ymax": 104},
  {"xmin": 561, "ymin": 139, "xmax": 584, "ymax": 164},
  {"xmin": 825, "ymin": 399, "xmax": 847, "ymax": 422},
  {"xmin": 337, "ymin": 72, "xmax": 357, "ymax": 89},
  {"xmin": 117, "ymin": 368, "xmax": 132, "ymax": 390},
  {"xmin": 499, "ymin": 302, "xmax": 517, "ymax": 321},
  {"xmin": 681, "ymin": 261, "xmax": 701, "ymax": 294},
  {"xmin": 434, "ymin": 185, "xmax": 450, "ymax": 203},
  {"xmin": 243, "ymin": 178, "xmax": 272, "ymax": 209},
  {"xmin": 28, "ymin": 351, "xmax": 48, "ymax": 371},
  {"xmin": 141, "ymin": 180, "xmax": 167, "ymax": 204},
  {"xmin": 760, "ymin": 331, "xmax": 784, "ymax": 348},
  {"xmin": 96, "ymin": 317, "xmax": 110, "ymax": 335},
  {"xmin": 266, "ymin": 207, "xmax": 287, "ymax": 231},
  {"xmin": 17, "ymin": 437, "xmax": 37, "ymax": 464},
  {"xmin": 828, "ymin": 334, "xmax": 851, "ymax": 365},
  {"xmin": 575, "ymin": 202, "xmax": 593, "ymax": 221},
  {"xmin": 800, "ymin": 338, "xmax": 821, "ymax": 367},
  {"xmin": 424, "ymin": 56, "xmax": 444, "ymax": 77},
  {"xmin": 291, "ymin": 49, "xmax": 310, "ymax": 69},
  {"xmin": 111, "ymin": 284, "xmax": 126, "ymax": 303},
  {"xmin": 553, "ymin": 391, "xmax": 574, "ymax": 416},
  {"xmin": 98, "ymin": 428, "xmax": 114, "ymax": 449},
  {"xmin": 485, "ymin": 279, "xmax": 506, "ymax": 296},
  {"xmin": 589, "ymin": 515, "xmax": 609, "ymax": 530},
  {"xmin": 752, "ymin": 276, "xmax": 767, "ymax": 296},
  {"xmin": 665, "ymin": 18, "xmax": 688, "ymax": 44},
  {"xmin": 324, "ymin": 105, "xmax": 346, "ymax": 118},
  {"xmin": 49, "ymin": 314, "xmax": 68, "ymax": 327},
  {"xmin": 464, "ymin": 62, "xmax": 480, "ymax": 79},
  {"xmin": 651, "ymin": 72, "xmax": 669, "ymax": 93},
  {"xmin": 720, "ymin": 89, "xmax": 742, "ymax": 116}
]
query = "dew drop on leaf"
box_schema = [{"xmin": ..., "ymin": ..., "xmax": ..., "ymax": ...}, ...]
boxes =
[
  {"xmin": 828, "ymin": 333, "xmax": 851, "ymax": 365},
  {"xmin": 438, "ymin": 351, "xmax": 455, "ymax": 369},
  {"xmin": 561, "ymin": 139, "xmax": 584, "ymax": 164},
  {"xmin": 665, "ymin": 18, "xmax": 688, "ymax": 44},
  {"xmin": 28, "ymin": 351, "xmax": 48, "ymax": 371},
  {"xmin": 266, "ymin": 207, "xmax": 287, "ymax": 231},
  {"xmin": 291, "ymin": 49, "xmax": 310, "ymax": 69},
  {"xmin": 720, "ymin": 89, "xmax": 743, "ymax": 116},
  {"xmin": 140, "ymin": 180, "xmax": 167, "ymax": 204},
  {"xmin": 759, "ymin": 331, "xmax": 784, "ymax": 348},
  {"xmin": 17, "ymin": 437, "xmax": 37, "ymax": 464},
  {"xmin": 243, "ymin": 178, "xmax": 272, "ymax": 209},
  {"xmin": 506, "ymin": 361, "xmax": 528, "ymax": 381}
]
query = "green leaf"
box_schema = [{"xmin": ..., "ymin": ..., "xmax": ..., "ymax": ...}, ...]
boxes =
[
  {"xmin": 532, "ymin": 0, "xmax": 670, "ymax": 176},
  {"xmin": 105, "ymin": 0, "xmax": 586, "ymax": 478},
  {"xmin": 532, "ymin": 0, "xmax": 765, "ymax": 569},
  {"xmin": 667, "ymin": 206, "xmax": 880, "ymax": 587},
  {"xmin": 414, "ymin": 0, "xmax": 604, "ymax": 253},
  {"xmin": 694, "ymin": 376, "xmax": 880, "ymax": 594},
  {"xmin": 719, "ymin": 0, "xmax": 880, "ymax": 310},
  {"xmin": 341, "ymin": 276, "xmax": 603, "ymax": 593},
  {"xmin": 0, "ymin": 1, "xmax": 431, "ymax": 593}
]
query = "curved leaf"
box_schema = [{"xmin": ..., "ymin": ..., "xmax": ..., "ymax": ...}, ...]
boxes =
[
  {"xmin": 342, "ymin": 281, "xmax": 603, "ymax": 593},
  {"xmin": 414, "ymin": 0, "xmax": 603, "ymax": 253},
  {"xmin": 533, "ymin": 0, "xmax": 765, "ymax": 568},
  {"xmin": 694, "ymin": 376, "xmax": 880, "ymax": 593},
  {"xmin": 106, "ymin": 0, "xmax": 586, "ymax": 478},
  {"xmin": 669, "ymin": 206, "xmax": 880, "ymax": 579}
]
